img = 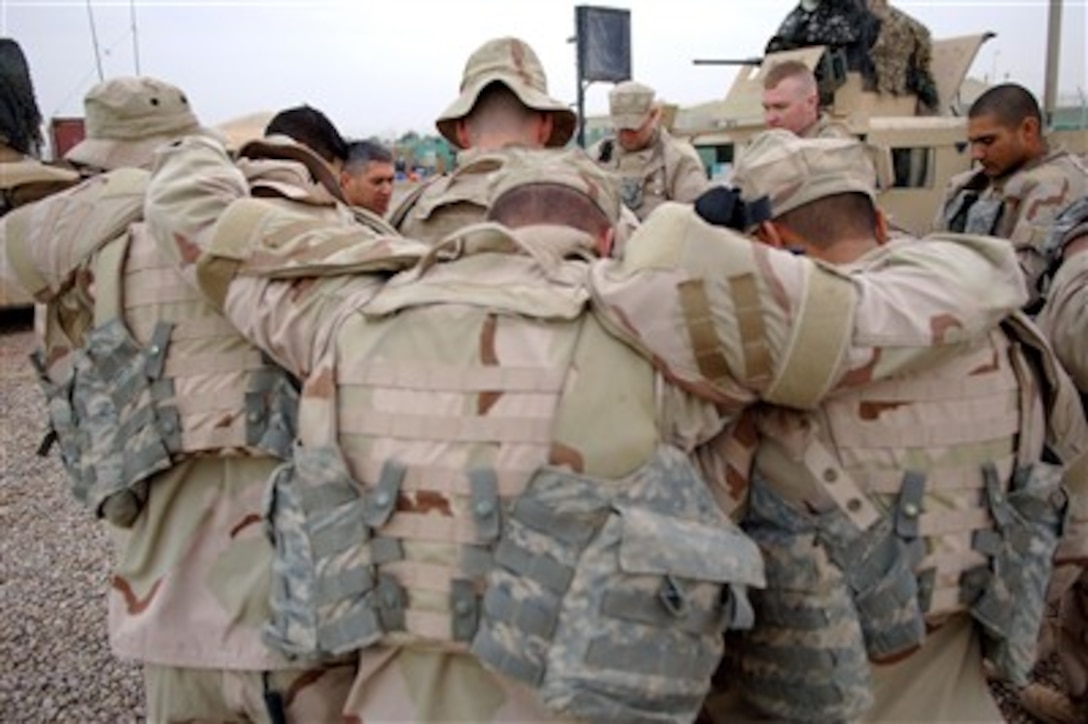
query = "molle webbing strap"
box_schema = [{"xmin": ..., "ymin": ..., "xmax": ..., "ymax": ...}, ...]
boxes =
[
  {"xmin": 340, "ymin": 362, "xmax": 568, "ymax": 393},
  {"xmin": 91, "ymin": 234, "xmax": 130, "ymax": 326},
  {"xmin": 764, "ymin": 267, "xmax": 854, "ymax": 410},
  {"xmin": 351, "ymin": 455, "xmax": 533, "ymax": 498},
  {"xmin": 348, "ymin": 411, "xmax": 553, "ymax": 444},
  {"xmin": 678, "ymin": 279, "xmax": 732, "ymax": 387}
]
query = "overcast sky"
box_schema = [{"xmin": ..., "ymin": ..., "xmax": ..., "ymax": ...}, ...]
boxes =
[{"xmin": 2, "ymin": 0, "xmax": 1086, "ymax": 142}]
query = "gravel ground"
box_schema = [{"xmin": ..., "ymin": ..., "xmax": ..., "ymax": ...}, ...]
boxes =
[
  {"xmin": 0, "ymin": 313, "xmax": 143, "ymax": 722},
  {"xmin": 0, "ymin": 312, "xmax": 1062, "ymax": 722}
]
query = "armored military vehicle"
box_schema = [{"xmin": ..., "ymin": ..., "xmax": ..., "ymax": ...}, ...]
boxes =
[{"xmin": 674, "ymin": 31, "xmax": 1086, "ymax": 236}]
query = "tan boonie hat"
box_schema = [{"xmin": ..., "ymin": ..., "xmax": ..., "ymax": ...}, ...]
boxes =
[
  {"xmin": 65, "ymin": 76, "xmax": 216, "ymax": 170},
  {"xmin": 732, "ymin": 129, "xmax": 876, "ymax": 218},
  {"xmin": 489, "ymin": 147, "xmax": 621, "ymax": 224},
  {"xmin": 435, "ymin": 36, "xmax": 576, "ymax": 149},
  {"xmin": 609, "ymin": 81, "xmax": 655, "ymax": 130}
]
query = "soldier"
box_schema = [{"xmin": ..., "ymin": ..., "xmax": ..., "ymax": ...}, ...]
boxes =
[
  {"xmin": 932, "ymin": 82, "xmax": 1088, "ymax": 310},
  {"xmin": 145, "ymin": 96, "xmax": 1040, "ymax": 719},
  {"xmin": 389, "ymin": 35, "xmax": 577, "ymax": 244},
  {"xmin": 697, "ymin": 130, "xmax": 1087, "ymax": 722},
  {"xmin": 1020, "ymin": 199, "xmax": 1088, "ymax": 724},
  {"xmin": 761, "ymin": 60, "xmax": 852, "ymax": 139},
  {"xmin": 0, "ymin": 77, "xmax": 357, "ymax": 722},
  {"xmin": 340, "ymin": 139, "xmax": 396, "ymax": 217},
  {"xmin": 262, "ymin": 103, "xmax": 348, "ymax": 172},
  {"xmin": 590, "ymin": 80, "xmax": 709, "ymax": 221}
]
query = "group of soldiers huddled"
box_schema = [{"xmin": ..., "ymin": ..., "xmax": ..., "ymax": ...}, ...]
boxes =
[{"xmin": 1, "ymin": 7, "xmax": 1087, "ymax": 723}]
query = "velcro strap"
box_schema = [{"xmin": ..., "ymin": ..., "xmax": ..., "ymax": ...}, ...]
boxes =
[
  {"xmin": 764, "ymin": 266, "xmax": 854, "ymax": 410},
  {"xmin": 678, "ymin": 278, "xmax": 733, "ymax": 388},
  {"xmin": 450, "ymin": 579, "xmax": 479, "ymax": 642},
  {"xmin": 804, "ymin": 438, "xmax": 880, "ymax": 530},
  {"xmin": 511, "ymin": 497, "xmax": 602, "ymax": 547},
  {"xmin": 364, "ymin": 459, "xmax": 404, "ymax": 528},
  {"xmin": 469, "ymin": 468, "xmax": 501, "ymax": 543}
]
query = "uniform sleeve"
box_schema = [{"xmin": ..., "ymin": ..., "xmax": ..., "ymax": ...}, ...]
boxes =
[
  {"xmin": 1002, "ymin": 161, "xmax": 1088, "ymax": 305},
  {"xmin": 1039, "ymin": 245, "xmax": 1088, "ymax": 391},
  {"xmin": 590, "ymin": 203, "xmax": 1027, "ymax": 414},
  {"xmin": 666, "ymin": 140, "xmax": 710, "ymax": 204},
  {"xmin": 145, "ymin": 135, "xmax": 416, "ymax": 378}
]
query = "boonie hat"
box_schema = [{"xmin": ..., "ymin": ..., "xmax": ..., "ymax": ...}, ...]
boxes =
[
  {"xmin": 435, "ymin": 36, "xmax": 575, "ymax": 149},
  {"xmin": 609, "ymin": 81, "xmax": 656, "ymax": 131},
  {"xmin": 731, "ymin": 129, "xmax": 876, "ymax": 218},
  {"xmin": 65, "ymin": 76, "xmax": 216, "ymax": 170},
  {"xmin": 489, "ymin": 147, "xmax": 621, "ymax": 224},
  {"xmin": 0, "ymin": 158, "xmax": 79, "ymax": 189}
]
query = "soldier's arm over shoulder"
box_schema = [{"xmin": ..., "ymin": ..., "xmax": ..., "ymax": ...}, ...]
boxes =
[{"xmin": 591, "ymin": 205, "xmax": 1026, "ymax": 413}]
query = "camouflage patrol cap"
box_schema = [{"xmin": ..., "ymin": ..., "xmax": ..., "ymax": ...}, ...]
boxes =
[
  {"xmin": 64, "ymin": 76, "xmax": 218, "ymax": 171},
  {"xmin": 609, "ymin": 81, "xmax": 656, "ymax": 130},
  {"xmin": 435, "ymin": 36, "xmax": 576, "ymax": 149},
  {"xmin": 732, "ymin": 129, "xmax": 876, "ymax": 218},
  {"xmin": 488, "ymin": 147, "xmax": 621, "ymax": 224}
]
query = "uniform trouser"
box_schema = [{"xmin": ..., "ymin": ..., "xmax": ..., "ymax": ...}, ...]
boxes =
[
  {"xmin": 143, "ymin": 661, "xmax": 356, "ymax": 724},
  {"xmin": 342, "ymin": 647, "xmax": 579, "ymax": 723}
]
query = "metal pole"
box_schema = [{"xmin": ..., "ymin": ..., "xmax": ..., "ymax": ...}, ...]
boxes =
[
  {"xmin": 1043, "ymin": 0, "xmax": 1062, "ymax": 125},
  {"xmin": 130, "ymin": 0, "xmax": 141, "ymax": 75},
  {"xmin": 86, "ymin": 0, "xmax": 104, "ymax": 81}
]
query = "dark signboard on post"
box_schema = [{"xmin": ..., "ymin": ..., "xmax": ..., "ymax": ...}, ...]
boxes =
[{"xmin": 574, "ymin": 6, "xmax": 632, "ymax": 147}]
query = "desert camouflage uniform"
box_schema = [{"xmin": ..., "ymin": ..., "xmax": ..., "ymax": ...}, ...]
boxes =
[
  {"xmin": 590, "ymin": 127, "xmax": 709, "ymax": 222},
  {"xmin": 692, "ymin": 131, "xmax": 1088, "ymax": 723},
  {"xmin": 800, "ymin": 113, "xmax": 853, "ymax": 139},
  {"xmin": 933, "ymin": 148, "xmax": 1088, "ymax": 309},
  {"xmin": 0, "ymin": 78, "xmax": 361, "ymax": 721},
  {"xmin": 1032, "ymin": 199, "xmax": 1088, "ymax": 719},
  {"xmin": 144, "ymin": 132, "xmax": 1037, "ymax": 721}
]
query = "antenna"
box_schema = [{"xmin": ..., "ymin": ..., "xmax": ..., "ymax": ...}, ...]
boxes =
[
  {"xmin": 85, "ymin": 0, "xmax": 104, "ymax": 81},
  {"xmin": 130, "ymin": 0, "xmax": 141, "ymax": 75}
]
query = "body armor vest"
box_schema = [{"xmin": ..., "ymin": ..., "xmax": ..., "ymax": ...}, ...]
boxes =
[
  {"xmin": 4, "ymin": 170, "xmax": 296, "ymax": 525},
  {"xmin": 261, "ymin": 231, "xmax": 764, "ymax": 722},
  {"xmin": 731, "ymin": 325, "xmax": 1067, "ymax": 721}
]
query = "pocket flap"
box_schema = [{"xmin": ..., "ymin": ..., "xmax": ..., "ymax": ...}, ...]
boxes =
[{"xmin": 617, "ymin": 506, "xmax": 765, "ymax": 588}]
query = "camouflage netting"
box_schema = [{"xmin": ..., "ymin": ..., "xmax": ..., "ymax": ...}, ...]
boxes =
[
  {"xmin": 765, "ymin": 0, "xmax": 939, "ymax": 112},
  {"xmin": 0, "ymin": 38, "xmax": 44, "ymax": 157}
]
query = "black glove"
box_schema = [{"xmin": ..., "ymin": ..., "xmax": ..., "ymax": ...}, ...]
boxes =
[{"xmin": 694, "ymin": 186, "xmax": 772, "ymax": 231}]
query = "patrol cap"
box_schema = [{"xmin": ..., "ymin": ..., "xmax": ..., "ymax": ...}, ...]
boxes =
[
  {"xmin": 436, "ymin": 36, "xmax": 576, "ymax": 149},
  {"xmin": 609, "ymin": 81, "xmax": 655, "ymax": 131},
  {"xmin": 64, "ymin": 76, "xmax": 218, "ymax": 171},
  {"xmin": 489, "ymin": 147, "xmax": 621, "ymax": 225},
  {"xmin": 731, "ymin": 129, "xmax": 876, "ymax": 218}
]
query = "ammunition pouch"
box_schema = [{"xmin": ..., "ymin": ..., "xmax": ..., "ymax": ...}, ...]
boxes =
[
  {"xmin": 261, "ymin": 444, "xmax": 380, "ymax": 659},
  {"xmin": 970, "ymin": 461, "xmax": 1067, "ymax": 685},
  {"xmin": 31, "ymin": 318, "xmax": 180, "ymax": 527},
  {"xmin": 471, "ymin": 446, "xmax": 764, "ymax": 724},
  {"xmin": 735, "ymin": 474, "xmax": 928, "ymax": 722}
]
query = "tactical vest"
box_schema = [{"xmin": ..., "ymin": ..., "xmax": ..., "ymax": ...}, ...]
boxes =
[
  {"xmin": 3, "ymin": 169, "xmax": 297, "ymax": 526},
  {"xmin": 260, "ymin": 225, "xmax": 764, "ymax": 722},
  {"xmin": 390, "ymin": 152, "xmax": 508, "ymax": 243},
  {"xmin": 731, "ymin": 321, "xmax": 1068, "ymax": 721},
  {"xmin": 599, "ymin": 137, "xmax": 668, "ymax": 221}
]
